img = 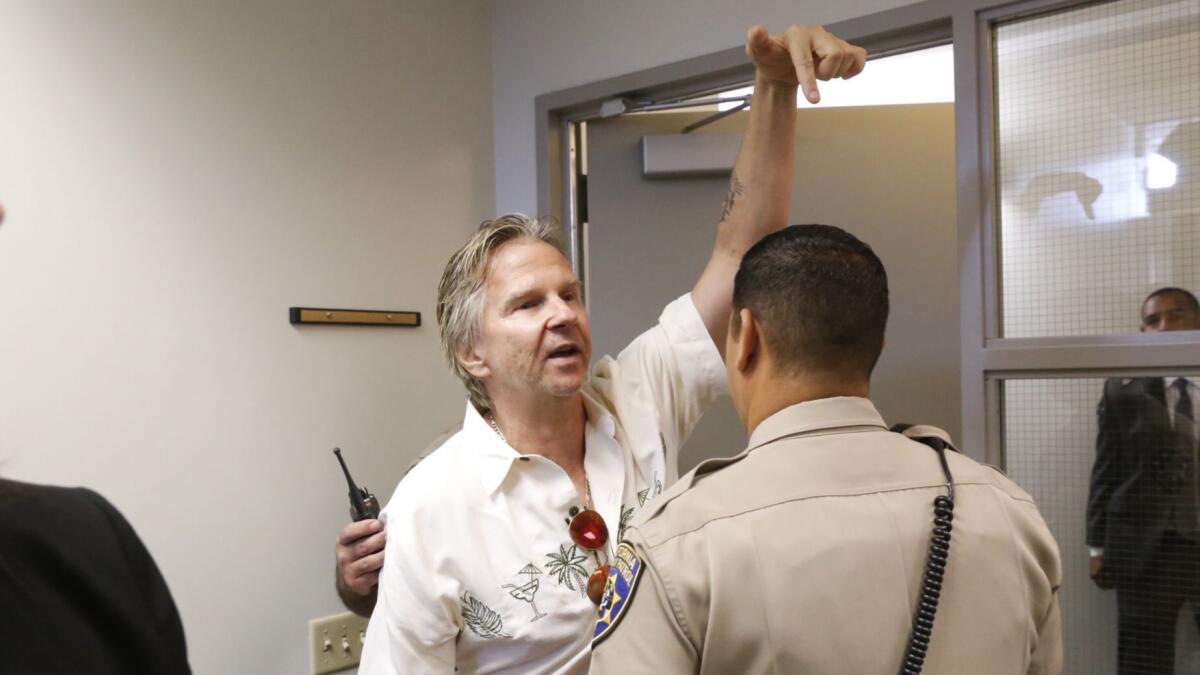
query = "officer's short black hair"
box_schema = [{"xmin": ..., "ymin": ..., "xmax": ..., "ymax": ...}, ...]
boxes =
[
  {"xmin": 732, "ymin": 224, "xmax": 889, "ymax": 378},
  {"xmin": 1143, "ymin": 287, "xmax": 1200, "ymax": 313}
]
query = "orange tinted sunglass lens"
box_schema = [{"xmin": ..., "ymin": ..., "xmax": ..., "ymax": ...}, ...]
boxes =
[{"xmin": 569, "ymin": 508, "xmax": 608, "ymax": 550}]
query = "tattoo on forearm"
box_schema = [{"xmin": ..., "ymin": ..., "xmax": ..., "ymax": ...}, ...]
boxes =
[{"xmin": 721, "ymin": 173, "xmax": 744, "ymax": 221}]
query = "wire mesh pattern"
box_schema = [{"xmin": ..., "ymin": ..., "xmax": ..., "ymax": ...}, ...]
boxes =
[
  {"xmin": 995, "ymin": 0, "xmax": 1200, "ymax": 338},
  {"xmin": 1005, "ymin": 376, "xmax": 1200, "ymax": 674}
]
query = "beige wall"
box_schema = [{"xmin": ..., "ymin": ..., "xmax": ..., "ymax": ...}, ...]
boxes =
[{"xmin": 0, "ymin": 1, "xmax": 493, "ymax": 673}]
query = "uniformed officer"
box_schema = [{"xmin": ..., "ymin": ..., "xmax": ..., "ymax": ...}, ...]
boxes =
[{"xmin": 590, "ymin": 224, "xmax": 1063, "ymax": 674}]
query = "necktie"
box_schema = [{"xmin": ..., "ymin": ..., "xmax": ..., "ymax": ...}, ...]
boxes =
[{"xmin": 1174, "ymin": 378, "xmax": 1195, "ymax": 451}]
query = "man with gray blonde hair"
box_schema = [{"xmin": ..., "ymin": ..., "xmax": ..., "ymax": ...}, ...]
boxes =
[
  {"xmin": 436, "ymin": 214, "xmax": 562, "ymax": 415},
  {"xmin": 354, "ymin": 23, "xmax": 869, "ymax": 674}
]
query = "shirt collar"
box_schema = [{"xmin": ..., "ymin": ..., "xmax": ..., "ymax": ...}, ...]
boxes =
[
  {"xmin": 581, "ymin": 391, "xmax": 617, "ymax": 439},
  {"xmin": 463, "ymin": 393, "xmax": 618, "ymax": 496},
  {"xmin": 462, "ymin": 402, "xmax": 515, "ymax": 495},
  {"xmin": 747, "ymin": 396, "xmax": 888, "ymax": 452}
]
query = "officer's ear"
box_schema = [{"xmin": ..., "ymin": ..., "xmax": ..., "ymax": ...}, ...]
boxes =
[{"xmin": 733, "ymin": 307, "xmax": 759, "ymax": 374}]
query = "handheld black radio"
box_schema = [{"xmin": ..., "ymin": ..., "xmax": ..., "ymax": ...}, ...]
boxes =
[{"xmin": 333, "ymin": 447, "xmax": 381, "ymax": 521}]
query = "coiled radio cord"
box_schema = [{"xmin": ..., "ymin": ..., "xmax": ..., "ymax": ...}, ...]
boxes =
[{"xmin": 895, "ymin": 430, "xmax": 956, "ymax": 675}]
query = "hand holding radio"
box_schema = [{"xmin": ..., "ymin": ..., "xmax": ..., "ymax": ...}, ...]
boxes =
[
  {"xmin": 332, "ymin": 448, "xmax": 386, "ymax": 615},
  {"xmin": 336, "ymin": 519, "xmax": 386, "ymax": 599}
]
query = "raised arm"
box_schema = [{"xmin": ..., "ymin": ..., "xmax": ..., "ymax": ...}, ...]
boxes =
[{"xmin": 691, "ymin": 24, "xmax": 866, "ymax": 350}]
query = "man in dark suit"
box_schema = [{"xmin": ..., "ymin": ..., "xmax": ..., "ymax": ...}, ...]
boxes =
[
  {"xmin": 0, "ymin": 479, "xmax": 192, "ymax": 675},
  {"xmin": 1087, "ymin": 287, "xmax": 1200, "ymax": 675}
]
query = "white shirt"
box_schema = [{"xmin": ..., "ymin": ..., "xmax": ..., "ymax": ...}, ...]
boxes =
[{"xmin": 359, "ymin": 294, "xmax": 727, "ymax": 674}]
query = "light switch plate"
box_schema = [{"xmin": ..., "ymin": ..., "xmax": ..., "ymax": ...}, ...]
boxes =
[{"xmin": 309, "ymin": 611, "xmax": 370, "ymax": 675}]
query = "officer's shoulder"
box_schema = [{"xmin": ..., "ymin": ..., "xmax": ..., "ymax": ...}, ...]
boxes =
[
  {"xmin": 943, "ymin": 451, "xmax": 1038, "ymax": 506},
  {"xmin": 896, "ymin": 427, "xmax": 1037, "ymax": 505},
  {"xmin": 631, "ymin": 451, "xmax": 750, "ymax": 542}
]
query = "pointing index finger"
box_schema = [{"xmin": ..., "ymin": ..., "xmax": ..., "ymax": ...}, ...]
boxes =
[{"xmin": 786, "ymin": 27, "xmax": 820, "ymax": 104}]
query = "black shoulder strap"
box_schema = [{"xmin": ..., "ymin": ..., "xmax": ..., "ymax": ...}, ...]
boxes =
[{"xmin": 890, "ymin": 423, "xmax": 951, "ymax": 450}]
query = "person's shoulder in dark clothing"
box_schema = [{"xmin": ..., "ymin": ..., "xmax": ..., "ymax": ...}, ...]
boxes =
[{"xmin": 0, "ymin": 478, "xmax": 191, "ymax": 675}]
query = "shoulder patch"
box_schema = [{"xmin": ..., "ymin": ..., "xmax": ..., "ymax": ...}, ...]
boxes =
[{"xmin": 591, "ymin": 542, "xmax": 644, "ymax": 645}]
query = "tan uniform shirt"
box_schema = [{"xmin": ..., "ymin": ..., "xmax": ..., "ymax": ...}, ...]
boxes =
[{"xmin": 590, "ymin": 397, "xmax": 1062, "ymax": 675}]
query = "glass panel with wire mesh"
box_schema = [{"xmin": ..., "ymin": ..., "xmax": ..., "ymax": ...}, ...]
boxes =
[
  {"xmin": 1005, "ymin": 375, "xmax": 1200, "ymax": 674},
  {"xmin": 994, "ymin": 0, "xmax": 1200, "ymax": 338}
]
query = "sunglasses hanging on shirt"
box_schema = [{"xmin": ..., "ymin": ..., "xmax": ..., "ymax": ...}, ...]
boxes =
[{"xmin": 567, "ymin": 497, "xmax": 611, "ymax": 604}]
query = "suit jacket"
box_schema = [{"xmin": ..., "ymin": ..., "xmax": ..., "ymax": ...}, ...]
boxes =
[
  {"xmin": 1086, "ymin": 377, "xmax": 1192, "ymax": 581},
  {"xmin": 0, "ymin": 479, "xmax": 191, "ymax": 675}
]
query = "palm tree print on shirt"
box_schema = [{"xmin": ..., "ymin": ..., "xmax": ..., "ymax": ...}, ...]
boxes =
[
  {"xmin": 619, "ymin": 504, "xmax": 635, "ymax": 541},
  {"xmin": 544, "ymin": 544, "xmax": 589, "ymax": 597}
]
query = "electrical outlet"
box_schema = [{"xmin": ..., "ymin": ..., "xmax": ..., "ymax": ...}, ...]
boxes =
[{"xmin": 309, "ymin": 611, "xmax": 370, "ymax": 675}]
